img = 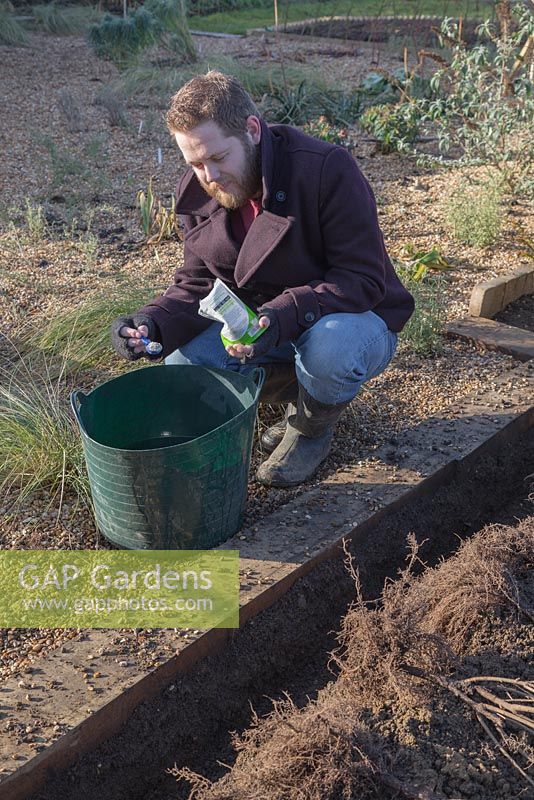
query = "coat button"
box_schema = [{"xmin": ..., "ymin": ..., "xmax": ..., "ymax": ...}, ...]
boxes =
[
  {"xmin": 275, "ymin": 190, "xmax": 286, "ymax": 202},
  {"xmin": 304, "ymin": 311, "xmax": 315, "ymax": 323}
]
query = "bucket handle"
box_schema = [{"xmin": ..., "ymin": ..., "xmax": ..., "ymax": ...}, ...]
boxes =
[
  {"xmin": 250, "ymin": 367, "xmax": 265, "ymax": 401},
  {"xmin": 70, "ymin": 390, "xmax": 89, "ymax": 435}
]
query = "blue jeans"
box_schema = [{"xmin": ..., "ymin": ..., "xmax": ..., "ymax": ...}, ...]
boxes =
[{"xmin": 165, "ymin": 311, "xmax": 398, "ymax": 405}]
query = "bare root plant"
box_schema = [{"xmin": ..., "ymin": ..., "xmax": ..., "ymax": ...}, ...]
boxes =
[
  {"xmin": 332, "ymin": 535, "xmax": 456, "ymax": 708},
  {"xmin": 168, "ymin": 519, "xmax": 533, "ymax": 800},
  {"xmin": 170, "ymin": 691, "xmax": 458, "ymax": 800},
  {"xmin": 399, "ymin": 668, "xmax": 534, "ymax": 789},
  {"xmin": 408, "ymin": 519, "xmax": 534, "ymax": 649}
]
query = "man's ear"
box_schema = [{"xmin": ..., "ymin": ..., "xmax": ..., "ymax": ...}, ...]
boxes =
[{"xmin": 245, "ymin": 115, "xmax": 262, "ymax": 145}]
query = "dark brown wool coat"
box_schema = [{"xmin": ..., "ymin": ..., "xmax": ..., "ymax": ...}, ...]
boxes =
[{"xmin": 139, "ymin": 120, "xmax": 414, "ymax": 357}]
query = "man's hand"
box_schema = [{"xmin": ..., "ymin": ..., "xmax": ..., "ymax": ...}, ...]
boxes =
[
  {"xmin": 110, "ymin": 314, "xmax": 160, "ymax": 361},
  {"xmin": 226, "ymin": 308, "xmax": 280, "ymax": 361}
]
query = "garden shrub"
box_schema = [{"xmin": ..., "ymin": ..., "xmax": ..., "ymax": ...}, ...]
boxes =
[
  {"xmin": 444, "ymin": 179, "xmax": 503, "ymax": 247},
  {"xmin": 369, "ymin": 3, "xmax": 534, "ymax": 196},
  {"xmin": 359, "ymin": 102, "xmax": 421, "ymax": 154},
  {"xmin": 303, "ymin": 116, "xmax": 350, "ymax": 147}
]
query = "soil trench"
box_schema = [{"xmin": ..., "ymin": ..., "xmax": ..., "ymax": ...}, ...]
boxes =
[{"xmin": 25, "ymin": 429, "xmax": 534, "ymax": 800}]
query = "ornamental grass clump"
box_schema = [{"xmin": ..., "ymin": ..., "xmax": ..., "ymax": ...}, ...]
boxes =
[
  {"xmin": 32, "ymin": 3, "xmax": 100, "ymax": 35},
  {"xmin": 0, "ymin": 1, "xmax": 27, "ymax": 46},
  {"xmin": 88, "ymin": 1, "xmax": 197, "ymax": 70},
  {"xmin": 398, "ymin": 275, "xmax": 446, "ymax": 356},
  {"xmin": 394, "ymin": 250, "xmax": 450, "ymax": 355},
  {"xmin": 21, "ymin": 287, "xmax": 163, "ymax": 371},
  {"xmin": 145, "ymin": 0, "xmax": 197, "ymax": 62},
  {"xmin": 0, "ymin": 354, "xmax": 90, "ymax": 510},
  {"xmin": 88, "ymin": 8, "xmax": 158, "ymax": 69},
  {"xmin": 444, "ymin": 179, "xmax": 503, "ymax": 247}
]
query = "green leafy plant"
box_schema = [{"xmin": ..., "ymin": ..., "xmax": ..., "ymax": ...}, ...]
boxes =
[
  {"xmin": 359, "ymin": 102, "xmax": 422, "ymax": 154},
  {"xmin": 385, "ymin": 4, "xmax": 534, "ymax": 196},
  {"xmin": 0, "ymin": 1, "xmax": 27, "ymax": 46},
  {"xmin": 137, "ymin": 178, "xmax": 180, "ymax": 244},
  {"xmin": 444, "ymin": 180, "xmax": 503, "ymax": 247},
  {"xmin": 0, "ymin": 354, "xmax": 90, "ymax": 509},
  {"xmin": 397, "ymin": 244, "xmax": 453, "ymax": 281}
]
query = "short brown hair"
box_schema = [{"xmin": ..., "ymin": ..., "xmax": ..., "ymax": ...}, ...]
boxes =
[{"xmin": 166, "ymin": 70, "xmax": 260, "ymax": 137}]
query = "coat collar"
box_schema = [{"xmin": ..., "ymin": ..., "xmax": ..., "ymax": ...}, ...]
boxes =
[{"xmin": 175, "ymin": 120, "xmax": 293, "ymax": 286}]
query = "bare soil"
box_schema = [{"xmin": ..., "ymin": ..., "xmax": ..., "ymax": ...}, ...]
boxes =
[{"xmin": 495, "ymin": 293, "xmax": 534, "ymax": 334}]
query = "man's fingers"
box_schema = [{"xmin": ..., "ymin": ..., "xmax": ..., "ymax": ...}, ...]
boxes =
[
  {"xmin": 120, "ymin": 326, "xmax": 144, "ymax": 339},
  {"xmin": 137, "ymin": 325, "xmax": 148, "ymax": 337},
  {"xmin": 226, "ymin": 344, "xmax": 252, "ymax": 358},
  {"xmin": 129, "ymin": 338, "xmax": 146, "ymax": 350},
  {"xmin": 258, "ymin": 316, "xmax": 271, "ymax": 328}
]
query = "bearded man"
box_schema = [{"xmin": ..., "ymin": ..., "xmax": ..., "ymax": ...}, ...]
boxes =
[{"xmin": 111, "ymin": 71, "xmax": 414, "ymax": 487}]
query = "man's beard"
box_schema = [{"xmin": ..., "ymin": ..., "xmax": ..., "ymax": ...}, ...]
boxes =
[{"xmin": 199, "ymin": 138, "xmax": 262, "ymax": 210}]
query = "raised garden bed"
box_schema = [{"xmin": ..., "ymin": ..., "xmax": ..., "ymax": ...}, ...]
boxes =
[{"xmin": 274, "ymin": 15, "xmax": 483, "ymax": 45}]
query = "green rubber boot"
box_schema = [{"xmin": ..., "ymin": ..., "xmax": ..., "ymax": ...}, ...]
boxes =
[{"xmin": 256, "ymin": 386, "xmax": 350, "ymax": 487}]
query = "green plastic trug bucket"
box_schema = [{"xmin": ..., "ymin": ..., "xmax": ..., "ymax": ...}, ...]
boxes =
[{"xmin": 71, "ymin": 364, "xmax": 264, "ymax": 550}]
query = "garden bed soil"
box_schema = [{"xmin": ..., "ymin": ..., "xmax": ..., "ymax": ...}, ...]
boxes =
[
  {"xmin": 168, "ymin": 513, "xmax": 534, "ymax": 800},
  {"xmin": 494, "ymin": 293, "xmax": 534, "ymax": 334},
  {"xmin": 279, "ymin": 14, "xmax": 483, "ymax": 46}
]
